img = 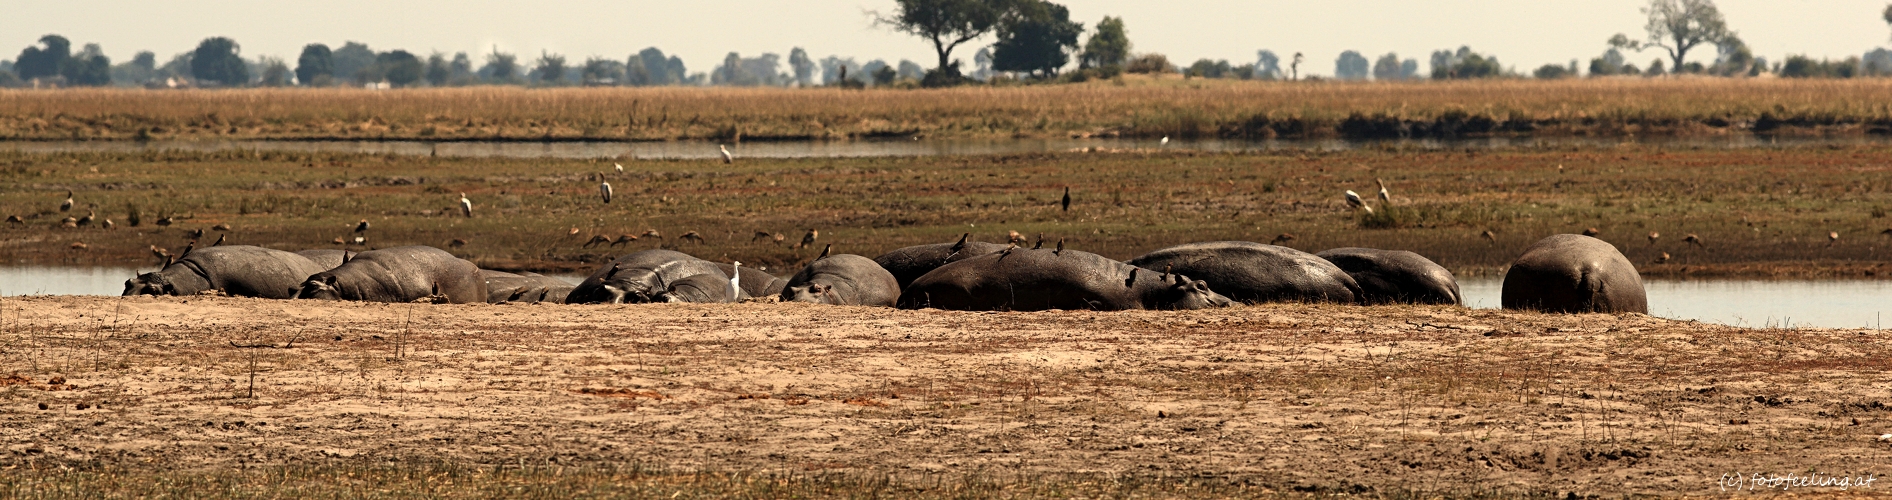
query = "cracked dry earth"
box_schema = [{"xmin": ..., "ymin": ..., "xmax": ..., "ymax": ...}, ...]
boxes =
[{"xmin": 2, "ymin": 295, "xmax": 1891, "ymax": 496}]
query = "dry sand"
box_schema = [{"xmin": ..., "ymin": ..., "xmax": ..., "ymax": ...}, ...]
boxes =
[{"xmin": 2, "ymin": 295, "xmax": 1890, "ymax": 496}]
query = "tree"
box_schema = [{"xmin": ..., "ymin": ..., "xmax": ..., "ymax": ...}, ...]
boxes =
[
  {"xmin": 483, "ymin": 48, "xmax": 519, "ymax": 83},
  {"xmin": 1430, "ymin": 46, "xmax": 1504, "ymax": 79},
  {"xmin": 788, "ymin": 47, "xmax": 815, "ymax": 86},
  {"xmin": 191, "ymin": 37, "xmax": 247, "ymax": 86},
  {"xmin": 991, "ymin": 0, "xmax": 1083, "ymax": 78},
  {"xmin": 1255, "ymin": 50, "xmax": 1282, "ymax": 79},
  {"xmin": 425, "ymin": 52, "xmax": 450, "ymax": 86},
  {"xmin": 1335, "ymin": 51, "xmax": 1369, "ymax": 80},
  {"xmin": 450, "ymin": 52, "xmax": 473, "ymax": 83},
  {"xmin": 15, "ymin": 34, "xmax": 71, "ymax": 81},
  {"xmin": 1589, "ymin": 48, "xmax": 1627, "ymax": 76},
  {"xmin": 378, "ymin": 50, "xmax": 423, "ymax": 87},
  {"xmin": 1079, "ymin": 16, "xmax": 1130, "ymax": 69},
  {"xmin": 1884, "ymin": 4, "xmax": 1892, "ymax": 40},
  {"xmin": 582, "ymin": 57, "xmax": 623, "ymax": 85},
  {"xmin": 878, "ymin": 0, "xmax": 1009, "ymax": 75},
  {"xmin": 636, "ymin": 48, "xmax": 671, "ymax": 85},
  {"xmin": 259, "ymin": 57, "xmax": 292, "ymax": 86},
  {"xmin": 1710, "ymin": 35, "xmax": 1753, "ymax": 76},
  {"xmin": 873, "ymin": 65, "xmax": 898, "ymax": 85},
  {"xmin": 63, "ymin": 43, "xmax": 111, "ymax": 86},
  {"xmin": 296, "ymin": 44, "xmax": 332, "ymax": 86},
  {"xmin": 534, "ymin": 51, "xmax": 567, "ymax": 85},
  {"xmin": 331, "ymin": 42, "xmax": 376, "ymax": 83},
  {"xmin": 1611, "ymin": 0, "xmax": 1734, "ymax": 76},
  {"xmin": 1371, "ymin": 53, "xmax": 1403, "ymax": 80}
]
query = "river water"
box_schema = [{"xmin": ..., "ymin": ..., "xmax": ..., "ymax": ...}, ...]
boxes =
[{"xmin": 1, "ymin": 266, "xmax": 1883, "ymax": 329}]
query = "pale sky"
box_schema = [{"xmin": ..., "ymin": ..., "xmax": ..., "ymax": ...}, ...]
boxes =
[{"xmin": 3, "ymin": 0, "xmax": 1887, "ymax": 77}]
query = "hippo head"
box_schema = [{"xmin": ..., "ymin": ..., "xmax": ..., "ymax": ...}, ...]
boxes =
[
  {"xmin": 1151, "ymin": 275, "xmax": 1234, "ymax": 310},
  {"xmin": 295, "ymin": 273, "xmax": 343, "ymax": 300},
  {"xmin": 598, "ymin": 282, "xmax": 658, "ymax": 304},
  {"xmin": 780, "ymin": 283, "xmax": 832, "ymax": 304},
  {"xmin": 123, "ymin": 272, "xmax": 173, "ymax": 296}
]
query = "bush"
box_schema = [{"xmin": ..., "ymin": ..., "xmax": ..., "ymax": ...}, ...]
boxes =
[
  {"xmin": 1533, "ymin": 64, "xmax": 1573, "ymax": 79},
  {"xmin": 1125, "ymin": 54, "xmax": 1172, "ymax": 74},
  {"xmin": 1779, "ymin": 55, "xmax": 1861, "ymax": 78}
]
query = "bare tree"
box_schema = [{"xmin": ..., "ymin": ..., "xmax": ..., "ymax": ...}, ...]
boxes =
[{"xmin": 1611, "ymin": 0, "xmax": 1735, "ymax": 75}]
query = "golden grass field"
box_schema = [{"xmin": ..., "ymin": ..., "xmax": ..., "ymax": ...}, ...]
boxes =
[
  {"xmin": 2, "ymin": 77, "xmax": 1891, "ymax": 142},
  {"xmin": 2, "ymin": 144, "xmax": 1889, "ymax": 278}
]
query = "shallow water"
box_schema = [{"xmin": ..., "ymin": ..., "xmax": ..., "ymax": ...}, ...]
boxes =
[
  {"xmin": 6, "ymin": 135, "xmax": 1889, "ymax": 160},
  {"xmin": 3, "ymin": 266, "xmax": 1884, "ymax": 329}
]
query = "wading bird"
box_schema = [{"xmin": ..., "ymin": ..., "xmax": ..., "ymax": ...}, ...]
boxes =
[
  {"xmin": 1683, "ymin": 234, "xmax": 1704, "ymax": 248},
  {"xmin": 1345, "ymin": 190, "xmax": 1372, "ymax": 214},
  {"xmin": 1376, "ymin": 178, "xmax": 1390, "ymax": 204},
  {"xmin": 5, "ymin": 215, "xmax": 21, "ymax": 224},
  {"xmin": 155, "ymin": 217, "xmax": 174, "ymax": 227},
  {"xmin": 611, "ymin": 234, "xmax": 638, "ymax": 247},
  {"xmin": 584, "ymin": 235, "xmax": 611, "ymax": 248},
  {"xmin": 1653, "ymin": 252, "xmax": 1671, "ymax": 264},
  {"xmin": 679, "ymin": 231, "xmax": 705, "ymax": 245},
  {"xmin": 719, "ymin": 145, "xmax": 733, "ymax": 164},
  {"xmin": 1061, "ymin": 187, "xmax": 1071, "ymax": 212},
  {"xmin": 450, "ymin": 238, "xmax": 467, "ymax": 248},
  {"xmin": 816, "ymin": 244, "xmax": 831, "ymax": 259},
  {"xmin": 1160, "ymin": 137, "xmax": 1169, "ymax": 147},
  {"xmin": 615, "ymin": 163, "xmax": 624, "ymax": 173},
  {"xmin": 102, "ymin": 219, "xmax": 114, "ymax": 230},
  {"xmin": 641, "ymin": 229, "xmax": 662, "ymax": 240},
  {"xmin": 1481, "ymin": 230, "xmax": 1497, "ymax": 243},
  {"xmin": 60, "ymin": 191, "xmax": 72, "ymax": 212},
  {"xmin": 729, "ymin": 261, "xmax": 742, "ymax": 299},
  {"xmin": 600, "ymin": 178, "xmax": 613, "ymax": 204},
  {"xmin": 459, "ymin": 193, "xmax": 473, "ymax": 218}
]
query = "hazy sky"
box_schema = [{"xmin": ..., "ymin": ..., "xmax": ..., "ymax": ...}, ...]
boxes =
[{"xmin": 4, "ymin": 1, "xmax": 1888, "ymax": 76}]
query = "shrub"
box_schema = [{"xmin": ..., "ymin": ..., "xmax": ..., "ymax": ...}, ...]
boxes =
[{"xmin": 1125, "ymin": 54, "xmax": 1172, "ymax": 74}]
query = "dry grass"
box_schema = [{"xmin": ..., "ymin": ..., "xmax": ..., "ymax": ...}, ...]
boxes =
[
  {"xmin": 4, "ymin": 145, "xmax": 1892, "ymax": 278},
  {"xmin": 3, "ymin": 77, "xmax": 1892, "ymax": 142}
]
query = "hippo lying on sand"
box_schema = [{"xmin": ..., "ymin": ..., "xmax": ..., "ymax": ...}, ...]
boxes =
[
  {"xmin": 654, "ymin": 273, "xmax": 744, "ymax": 303},
  {"xmin": 1316, "ymin": 248, "xmax": 1461, "ymax": 305},
  {"xmin": 482, "ymin": 270, "xmax": 576, "ymax": 304},
  {"xmin": 874, "ymin": 234, "xmax": 1010, "ymax": 290},
  {"xmin": 1127, "ymin": 241, "xmax": 1361, "ymax": 305},
  {"xmin": 781, "ymin": 254, "xmax": 901, "ymax": 307},
  {"xmin": 1502, "ymin": 234, "xmax": 1647, "ymax": 314},
  {"xmin": 899, "ymin": 247, "xmax": 1232, "ymax": 311},
  {"xmin": 294, "ymin": 246, "xmax": 486, "ymax": 303},
  {"xmin": 566, "ymin": 250, "xmax": 727, "ymax": 304},
  {"xmin": 124, "ymin": 245, "xmax": 329, "ymax": 299}
]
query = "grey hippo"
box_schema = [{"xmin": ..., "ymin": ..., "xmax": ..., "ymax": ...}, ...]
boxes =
[
  {"xmin": 565, "ymin": 249, "xmax": 728, "ymax": 304},
  {"xmin": 294, "ymin": 245, "xmax": 487, "ymax": 303},
  {"xmin": 124, "ymin": 245, "xmax": 330, "ymax": 299},
  {"xmin": 873, "ymin": 234, "xmax": 1011, "ymax": 290},
  {"xmin": 1501, "ymin": 234, "xmax": 1647, "ymax": 313},
  {"xmin": 1126, "ymin": 241, "xmax": 1361, "ymax": 305},
  {"xmin": 780, "ymin": 254, "xmax": 901, "ymax": 307},
  {"xmin": 1316, "ymin": 247, "xmax": 1462, "ymax": 305},
  {"xmin": 481, "ymin": 270, "xmax": 576, "ymax": 304},
  {"xmin": 898, "ymin": 246, "xmax": 1233, "ymax": 311}
]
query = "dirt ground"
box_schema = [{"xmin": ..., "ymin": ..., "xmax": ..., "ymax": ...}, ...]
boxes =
[{"xmin": 2, "ymin": 295, "xmax": 1891, "ymax": 496}]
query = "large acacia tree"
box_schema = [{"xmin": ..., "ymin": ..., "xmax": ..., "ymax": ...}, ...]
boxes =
[
  {"xmin": 878, "ymin": 0, "xmax": 1011, "ymax": 77},
  {"xmin": 1611, "ymin": 0, "xmax": 1734, "ymax": 74},
  {"xmin": 191, "ymin": 37, "xmax": 248, "ymax": 86},
  {"xmin": 991, "ymin": 0, "xmax": 1082, "ymax": 77}
]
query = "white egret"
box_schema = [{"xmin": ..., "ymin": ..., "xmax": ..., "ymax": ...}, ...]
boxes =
[
  {"xmin": 729, "ymin": 261, "xmax": 742, "ymax": 300},
  {"xmin": 1375, "ymin": 178, "xmax": 1390, "ymax": 204},
  {"xmin": 614, "ymin": 163, "xmax": 625, "ymax": 173},
  {"xmin": 719, "ymin": 145, "xmax": 734, "ymax": 164},
  {"xmin": 1160, "ymin": 136, "xmax": 1169, "ymax": 147},
  {"xmin": 459, "ymin": 193, "xmax": 473, "ymax": 218}
]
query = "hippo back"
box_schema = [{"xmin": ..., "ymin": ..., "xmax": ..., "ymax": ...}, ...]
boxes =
[
  {"xmin": 1501, "ymin": 234, "xmax": 1647, "ymax": 313},
  {"xmin": 780, "ymin": 254, "xmax": 901, "ymax": 307},
  {"xmin": 657, "ymin": 273, "xmax": 742, "ymax": 303},
  {"xmin": 481, "ymin": 270, "xmax": 541, "ymax": 303},
  {"xmin": 296, "ymin": 249, "xmax": 354, "ymax": 270},
  {"xmin": 1316, "ymin": 248, "xmax": 1462, "ymax": 305},
  {"xmin": 517, "ymin": 272, "xmax": 576, "ymax": 303},
  {"xmin": 874, "ymin": 239, "xmax": 1010, "ymax": 290},
  {"xmin": 567, "ymin": 250, "xmax": 726, "ymax": 304},
  {"xmin": 125, "ymin": 245, "xmax": 328, "ymax": 299},
  {"xmin": 296, "ymin": 246, "xmax": 486, "ymax": 303},
  {"xmin": 1128, "ymin": 241, "xmax": 1361, "ymax": 305},
  {"xmin": 715, "ymin": 262, "xmax": 786, "ymax": 298},
  {"xmin": 900, "ymin": 248, "xmax": 1231, "ymax": 311}
]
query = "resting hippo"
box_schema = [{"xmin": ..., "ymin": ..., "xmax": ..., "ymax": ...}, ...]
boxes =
[
  {"xmin": 780, "ymin": 254, "xmax": 901, "ymax": 306},
  {"xmin": 715, "ymin": 262, "xmax": 786, "ymax": 297},
  {"xmin": 1316, "ymin": 248, "xmax": 1462, "ymax": 305},
  {"xmin": 1502, "ymin": 234, "xmax": 1648, "ymax": 313},
  {"xmin": 565, "ymin": 250, "xmax": 728, "ymax": 304},
  {"xmin": 873, "ymin": 234, "xmax": 1011, "ymax": 289},
  {"xmin": 898, "ymin": 247, "xmax": 1233, "ymax": 311},
  {"xmin": 1126, "ymin": 241, "xmax": 1361, "ymax": 304},
  {"xmin": 294, "ymin": 246, "xmax": 487, "ymax": 303},
  {"xmin": 481, "ymin": 270, "xmax": 576, "ymax": 304},
  {"xmin": 123, "ymin": 245, "xmax": 328, "ymax": 299},
  {"xmin": 654, "ymin": 273, "xmax": 743, "ymax": 303},
  {"xmin": 295, "ymin": 249, "xmax": 354, "ymax": 270}
]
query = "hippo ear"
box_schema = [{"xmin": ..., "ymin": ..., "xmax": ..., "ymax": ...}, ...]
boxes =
[{"xmin": 322, "ymin": 274, "xmax": 338, "ymax": 286}]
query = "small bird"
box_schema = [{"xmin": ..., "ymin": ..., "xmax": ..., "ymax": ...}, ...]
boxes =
[
  {"xmin": 1683, "ymin": 234, "xmax": 1704, "ymax": 248},
  {"xmin": 1828, "ymin": 231, "xmax": 1840, "ymax": 247},
  {"xmin": 331, "ymin": 237, "xmax": 346, "ymax": 245},
  {"xmin": 355, "ymin": 220, "xmax": 370, "ymax": 233},
  {"xmin": 1345, "ymin": 190, "xmax": 1372, "ymax": 214},
  {"xmin": 1031, "ymin": 235, "xmax": 1044, "ymax": 250},
  {"xmin": 352, "ymin": 236, "xmax": 366, "ymax": 246},
  {"xmin": 584, "ymin": 235, "xmax": 611, "ymax": 247},
  {"xmin": 600, "ymin": 178, "xmax": 613, "ymax": 204},
  {"xmin": 752, "ymin": 231, "xmax": 775, "ymax": 242},
  {"xmin": 1008, "ymin": 230, "xmax": 1026, "ymax": 245},
  {"xmin": 60, "ymin": 191, "xmax": 73, "ymax": 212},
  {"xmin": 568, "ymin": 227, "xmax": 582, "ymax": 236},
  {"xmin": 68, "ymin": 242, "xmax": 88, "ymax": 250},
  {"xmin": 187, "ymin": 228, "xmax": 205, "ymax": 240},
  {"xmin": 641, "ymin": 229, "xmax": 663, "ymax": 240},
  {"xmin": 1061, "ymin": 187, "xmax": 1071, "ymax": 212},
  {"xmin": 449, "ymin": 238, "xmax": 468, "ymax": 248},
  {"xmin": 1053, "ymin": 238, "xmax": 1065, "ymax": 256},
  {"xmin": 1653, "ymin": 252, "xmax": 1671, "ymax": 264},
  {"xmin": 816, "ymin": 243, "xmax": 832, "ymax": 259},
  {"xmin": 1582, "ymin": 227, "xmax": 1600, "ymax": 237},
  {"xmin": 1480, "ymin": 230, "xmax": 1497, "ymax": 243},
  {"xmin": 729, "ymin": 261, "xmax": 743, "ymax": 299},
  {"xmin": 1375, "ymin": 178, "xmax": 1390, "ymax": 204},
  {"xmin": 60, "ymin": 217, "xmax": 77, "ymax": 228},
  {"xmin": 1159, "ymin": 136, "xmax": 1169, "ymax": 147},
  {"xmin": 679, "ymin": 231, "xmax": 705, "ymax": 245},
  {"xmin": 798, "ymin": 229, "xmax": 818, "ymax": 249},
  {"xmin": 76, "ymin": 211, "xmax": 94, "ymax": 227},
  {"xmin": 5, "ymin": 215, "xmax": 21, "ymax": 224},
  {"xmin": 155, "ymin": 217, "xmax": 174, "ymax": 227},
  {"xmin": 149, "ymin": 245, "xmax": 169, "ymax": 260},
  {"xmin": 211, "ymin": 233, "xmax": 226, "ymax": 246},
  {"xmin": 719, "ymin": 145, "xmax": 734, "ymax": 164},
  {"xmin": 1269, "ymin": 233, "xmax": 1296, "ymax": 245},
  {"xmin": 102, "ymin": 219, "xmax": 114, "ymax": 230},
  {"xmin": 1647, "ymin": 232, "xmax": 1660, "ymax": 245},
  {"xmin": 611, "ymin": 234, "xmax": 638, "ymax": 247},
  {"xmin": 614, "ymin": 163, "xmax": 625, "ymax": 173},
  {"xmin": 212, "ymin": 223, "xmax": 231, "ymax": 231},
  {"xmin": 459, "ymin": 193, "xmax": 473, "ymax": 218}
]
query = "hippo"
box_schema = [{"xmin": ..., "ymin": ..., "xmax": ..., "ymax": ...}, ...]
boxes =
[
  {"xmin": 653, "ymin": 273, "xmax": 744, "ymax": 303},
  {"xmin": 481, "ymin": 270, "xmax": 577, "ymax": 304},
  {"xmin": 123, "ymin": 245, "xmax": 329, "ymax": 299},
  {"xmin": 715, "ymin": 262, "xmax": 786, "ymax": 298},
  {"xmin": 1126, "ymin": 241, "xmax": 1361, "ymax": 305},
  {"xmin": 293, "ymin": 246, "xmax": 487, "ymax": 303},
  {"xmin": 1502, "ymin": 234, "xmax": 1647, "ymax": 314},
  {"xmin": 873, "ymin": 234, "xmax": 1011, "ymax": 290},
  {"xmin": 295, "ymin": 249, "xmax": 354, "ymax": 270},
  {"xmin": 565, "ymin": 250, "xmax": 728, "ymax": 304},
  {"xmin": 780, "ymin": 254, "xmax": 901, "ymax": 307},
  {"xmin": 898, "ymin": 247, "xmax": 1233, "ymax": 311},
  {"xmin": 1316, "ymin": 248, "xmax": 1462, "ymax": 305}
]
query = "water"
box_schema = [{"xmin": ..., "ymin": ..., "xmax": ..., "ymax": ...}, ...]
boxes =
[
  {"xmin": 2, "ymin": 266, "xmax": 1884, "ymax": 329},
  {"xmin": 6, "ymin": 135, "xmax": 1890, "ymax": 160}
]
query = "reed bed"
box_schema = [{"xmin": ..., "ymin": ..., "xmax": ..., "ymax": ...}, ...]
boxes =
[{"xmin": 3, "ymin": 77, "xmax": 1892, "ymax": 142}]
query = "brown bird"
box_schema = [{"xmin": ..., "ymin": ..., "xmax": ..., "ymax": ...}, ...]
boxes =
[
  {"xmin": 149, "ymin": 245, "xmax": 170, "ymax": 260},
  {"xmin": 60, "ymin": 217, "xmax": 77, "ymax": 228},
  {"xmin": 1007, "ymin": 230, "xmax": 1026, "ymax": 246},
  {"xmin": 641, "ymin": 229, "xmax": 663, "ymax": 240},
  {"xmin": 186, "ymin": 228, "xmax": 205, "ymax": 239},
  {"xmin": 1647, "ymin": 231, "xmax": 1660, "ymax": 245},
  {"xmin": 102, "ymin": 219, "xmax": 114, "ymax": 230},
  {"xmin": 449, "ymin": 238, "xmax": 468, "ymax": 248},
  {"xmin": 1061, "ymin": 187, "xmax": 1071, "ymax": 212},
  {"xmin": 1480, "ymin": 230, "xmax": 1497, "ymax": 243},
  {"xmin": 584, "ymin": 235, "xmax": 611, "ymax": 247},
  {"xmin": 568, "ymin": 227, "xmax": 582, "ymax": 236},
  {"xmin": 610, "ymin": 234, "xmax": 638, "ymax": 247},
  {"xmin": 797, "ymin": 229, "xmax": 818, "ymax": 249},
  {"xmin": 1653, "ymin": 252, "xmax": 1671, "ymax": 264},
  {"xmin": 68, "ymin": 242, "xmax": 88, "ymax": 250},
  {"xmin": 154, "ymin": 217, "xmax": 174, "ymax": 227},
  {"xmin": 679, "ymin": 231, "xmax": 705, "ymax": 245},
  {"xmin": 331, "ymin": 237, "xmax": 346, "ymax": 245},
  {"xmin": 1828, "ymin": 231, "xmax": 1840, "ymax": 247},
  {"xmin": 1683, "ymin": 233, "xmax": 1704, "ymax": 248},
  {"xmin": 1269, "ymin": 233, "xmax": 1297, "ymax": 246},
  {"xmin": 213, "ymin": 223, "xmax": 232, "ymax": 232},
  {"xmin": 1032, "ymin": 233, "xmax": 1045, "ymax": 250},
  {"xmin": 60, "ymin": 191, "xmax": 73, "ymax": 212},
  {"xmin": 1053, "ymin": 238, "xmax": 1065, "ymax": 256},
  {"xmin": 211, "ymin": 233, "xmax": 225, "ymax": 246},
  {"xmin": 354, "ymin": 220, "xmax": 370, "ymax": 233},
  {"xmin": 4, "ymin": 215, "xmax": 20, "ymax": 224},
  {"xmin": 1581, "ymin": 227, "xmax": 1599, "ymax": 237}
]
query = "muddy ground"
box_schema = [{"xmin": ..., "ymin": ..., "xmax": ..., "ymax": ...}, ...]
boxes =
[{"xmin": 2, "ymin": 296, "xmax": 1890, "ymax": 496}]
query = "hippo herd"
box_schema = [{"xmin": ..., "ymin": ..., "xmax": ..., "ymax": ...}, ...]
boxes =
[{"xmin": 121, "ymin": 233, "xmax": 1649, "ymax": 315}]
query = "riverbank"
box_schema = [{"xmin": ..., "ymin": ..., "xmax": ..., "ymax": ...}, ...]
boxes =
[
  {"xmin": 3, "ymin": 78, "xmax": 1891, "ymax": 142},
  {"xmin": 0, "ymin": 295, "xmax": 1887, "ymax": 497}
]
